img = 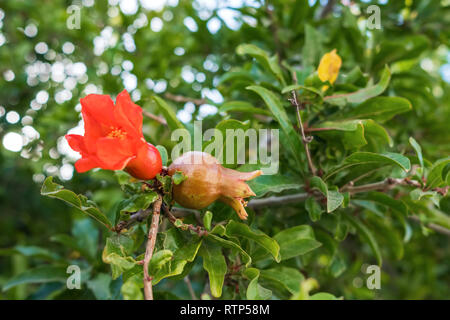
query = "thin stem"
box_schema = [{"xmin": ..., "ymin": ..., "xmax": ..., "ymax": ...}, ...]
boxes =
[
  {"xmin": 143, "ymin": 110, "xmax": 167, "ymax": 126},
  {"xmin": 320, "ymin": 0, "xmax": 336, "ymax": 19},
  {"xmin": 114, "ymin": 209, "xmax": 151, "ymax": 233},
  {"xmin": 164, "ymin": 92, "xmax": 207, "ymax": 105},
  {"xmin": 184, "ymin": 276, "xmax": 198, "ymax": 300},
  {"xmin": 409, "ymin": 216, "xmax": 450, "ymax": 237},
  {"xmin": 248, "ymin": 192, "xmax": 314, "ymax": 208},
  {"xmin": 162, "ymin": 204, "xmax": 208, "ymax": 237},
  {"xmin": 341, "ymin": 179, "xmax": 396, "ymax": 194},
  {"xmin": 304, "ymin": 127, "xmax": 336, "ymax": 133},
  {"xmin": 290, "ymin": 72, "xmax": 317, "ymax": 176},
  {"xmin": 143, "ymin": 195, "xmax": 162, "ymax": 301},
  {"xmin": 266, "ymin": 2, "xmax": 284, "ymax": 60}
]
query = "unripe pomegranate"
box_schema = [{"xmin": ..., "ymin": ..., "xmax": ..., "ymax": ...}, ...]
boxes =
[{"xmin": 168, "ymin": 151, "xmax": 262, "ymax": 220}]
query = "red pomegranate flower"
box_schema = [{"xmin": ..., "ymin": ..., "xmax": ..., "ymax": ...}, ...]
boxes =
[{"xmin": 65, "ymin": 90, "xmax": 162, "ymax": 180}]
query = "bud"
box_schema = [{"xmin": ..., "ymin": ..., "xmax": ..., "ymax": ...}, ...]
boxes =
[
  {"xmin": 168, "ymin": 151, "xmax": 262, "ymax": 220},
  {"xmin": 125, "ymin": 143, "xmax": 162, "ymax": 180}
]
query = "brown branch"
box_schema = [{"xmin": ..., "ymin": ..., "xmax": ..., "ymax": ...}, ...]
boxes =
[
  {"xmin": 146, "ymin": 178, "xmax": 450, "ymax": 236},
  {"xmin": 184, "ymin": 276, "xmax": 198, "ymax": 300},
  {"xmin": 143, "ymin": 110, "xmax": 167, "ymax": 126},
  {"xmin": 143, "ymin": 195, "xmax": 162, "ymax": 301},
  {"xmin": 248, "ymin": 192, "xmax": 314, "ymax": 209},
  {"xmin": 266, "ymin": 3, "xmax": 284, "ymax": 60},
  {"xmin": 320, "ymin": 0, "xmax": 336, "ymax": 19},
  {"xmin": 115, "ymin": 180, "xmax": 448, "ymax": 237},
  {"xmin": 162, "ymin": 204, "xmax": 208, "ymax": 237},
  {"xmin": 164, "ymin": 92, "xmax": 207, "ymax": 105},
  {"xmin": 289, "ymin": 72, "xmax": 317, "ymax": 176},
  {"xmin": 409, "ymin": 216, "xmax": 450, "ymax": 237},
  {"xmin": 340, "ymin": 177, "xmax": 448, "ymax": 195},
  {"xmin": 304, "ymin": 127, "xmax": 336, "ymax": 133},
  {"xmin": 341, "ymin": 178, "xmax": 398, "ymax": 194},
  {"xmin": 114, "ymin": 209, "xmax": 151, "ymax": 233}
]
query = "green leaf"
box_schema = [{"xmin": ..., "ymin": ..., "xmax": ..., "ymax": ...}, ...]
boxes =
[
  {"xmin": 369, "ymin": 217, "xmax": 404, "ymax": 260},
  {"xmin": 87, "ymin": 273, "xmax": 112, "ymax": 300},
  {"xmin": 324, "ymin": 66, "xmax": 391, "ymax": 104},
  {"xmin": 338, "ymin": 97, "xmax": 412, "ymax": 122},
  {"xmin": 409, "ymin": 137, "xmax": 424, "ymax": 170},
  {"xmin": 172, "ymin": 171, "xmax": 187, "ymax": 185},
  {"xmin": 246, "ymin": 174, "xmax": 304, "ymax": 197},
  {"xmin": 244, "ymin": 268, "xmax": 272, "ymax": 300},
  {"xmin": 102, "ymin": 237, "xmax": 137, "ymax": 279},
  {"xmin": 310, "ymin": 292, "xmax": 342, "ymax": 300},
  {"xmin": 156, "ymin": 145, "xmax": 168, "ymax": 166},
  {"xmin": 149, "ymin": 250, "xmax": 173, "ymax": 274},
  {"xmin": 121, "ymin": 275, "xmax": 144, "ymax": 300},
  {"xmin": 410, "ymin": 189, "xmax": 439, "ymax": 206},
  {"xmin": 120, "ymin": 192, "xmax": 158, "ymax": 214},
  {"xmin": 203, "ymin": 211, "xmax": 212, "ymax": 231},
  {"xmin": 335, "ymin": 215, "xmax": 350, "ymax": 242},
  {"xmin": 41, "ymin": 177, "xmax": 112, "ymax": 229},
  {"xmin": 310, "ymin": 176, "xmax": 344, "ymax": 213},
  {"xmin": 310, "ymin": 175, "xmax": 328, "ymax": 195},
  {"xmin": 312, "ymin": 119, "xmax": 392, "ymax": 150},
  {"xmin": 208, "ymin": 233, "xmax": 252, "ymax": 267},
  {"xmin": 427, "ymin": 158, "xmax": 450, "ymax": 189},
  {"xmin": 260, "ymin": 266, "xmax": 304, "ymax": 295},
  {"xmin": 364, "ymin": 192, "xmax": 408, "ymax": 216},
  {"xmin": 237, "ymin": 44, "xmax": 286, "ymax": 86},
  {"xmin": 327, "ymin": 190, "xmax": 345, "ymax": 213},
  {"xmin": 344, "ymin": 214, "xmax": 382, "ymax": 266},
  {"xmin": 325, "ymin": 152, "xmax": 411, "ymax": 180},
  {"xmin": 372, "ymin": 35, "xmax": 430, "ymax": 70},
  {"xmin": 281, "ymin": 84, "xmax": 322, "ymax": 97},
  {"xmin": 2, "ymin": 266, "xmax": 68, "ymax": 292},
  {"xmin": 199, "ymin": 240, "xmax": 227, "ymax": 298},
  {"xmin": 219, "ymin": 101, "xmax": 271, "ymax": 116},
  {"xmin": 152, "ymin": 232, "xmax": 202, "ymax": 284},
  {"xmin": 115, "ymin": 171, "xmax": 134, "ymax": 186},
  {"xmin": 225, "ymin": 220, "xmax": 280, "ymax": 262},
  {"xmin": 302, "ymin": 24, "xmax": 324, "ymax": 67},
  {"xmin": 440, "ymin": 196, "xmax": 450, "ymax": 213},
  {"xmin": 72, "ymin": 218, "xmax": 100, "ymax": 260},
  {"xmin": 51, "ymin": 234, "xmax": 83, "ymax": 252},
  {"xmin": 247, "ymin": 85, "xmax": 304, "ymax": 172},
  {"xmin": 305, "ymin": 197, "xmax": 323, "ymax": 222},
  {"xmin": 153, "ymin": 95, "xmax": 185, "ymax": 132},
  {"xmin": 273, "ymin": 225, "xmax": 322, "ymax": 260},
  {"xmin": 0, "ymin": 245, "xmax": 60, "ymax": 261},
  {"xmin": 217, "ymin": 70, "xmax": 254, "ymax": 85}
]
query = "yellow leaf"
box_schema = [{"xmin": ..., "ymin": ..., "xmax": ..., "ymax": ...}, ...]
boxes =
[{"xmin": 318, "ymin": 49, "xmax": 342, "ymax": 86}]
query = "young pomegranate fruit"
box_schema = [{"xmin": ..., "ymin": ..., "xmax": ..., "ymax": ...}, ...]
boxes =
[{"xmin": 168, "ymin": 151, "xmax": 262, "ymax": 220}]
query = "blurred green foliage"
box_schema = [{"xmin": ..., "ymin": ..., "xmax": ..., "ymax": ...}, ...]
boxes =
[{"xmin": 0, "ymin": 0, "xmax": 449, "ymax": 300}]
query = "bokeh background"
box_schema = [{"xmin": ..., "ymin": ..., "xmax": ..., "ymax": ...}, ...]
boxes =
[{"xmin": 0, "ymin": 0, "xmax": 449, "ymax": 299}]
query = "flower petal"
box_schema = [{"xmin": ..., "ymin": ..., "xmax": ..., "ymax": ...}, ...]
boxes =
[
  {"xmin": 114, "ymin": 90, "xmax": 143, "ymax": 138},
  {"xmin": 65, "ymin": 134, "xmax": 86, "ymax": 154},
  {"xmin": 80, "ymin": 94, "xmax": 116, "ymax": 131},
  {"xmin": 95, "ymin": 137, "xmax": 135, "ymax": 170},
  {"xmin": 74, "ymin": 158, "xmax": 98, "ymax": 173}
]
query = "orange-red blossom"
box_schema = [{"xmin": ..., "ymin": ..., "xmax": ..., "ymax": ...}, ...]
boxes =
[{"xmin": 65, "ymin": 90, "xmax": 162, "ymax": 180}]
